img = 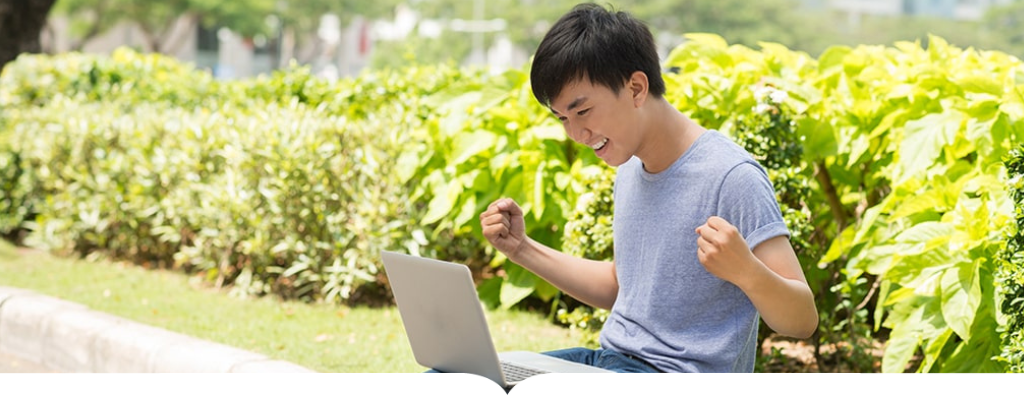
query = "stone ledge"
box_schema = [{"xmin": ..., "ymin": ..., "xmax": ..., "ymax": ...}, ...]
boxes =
[{"xmin": 0, "ymin": 286, "xmax": 315, "ymax": 373}]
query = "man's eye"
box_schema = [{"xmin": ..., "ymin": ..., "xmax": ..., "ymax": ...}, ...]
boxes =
[{"xmin": 577, "ymin": 108, "xmax": 591, "ymax": 116}]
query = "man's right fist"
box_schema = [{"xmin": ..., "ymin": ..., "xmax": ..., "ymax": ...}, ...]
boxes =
[{"xmin": 480, "ymin": 198, "xmax": 527, "ymax": 260}]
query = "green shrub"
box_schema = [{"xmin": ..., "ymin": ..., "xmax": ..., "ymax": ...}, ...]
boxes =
[
  {"xmin": 556, "ymin": 35, "xmax": 1024, "ymax": 372},
  {"xmin": 0, "ymin": 51, "xmax": 457, "ymax": 304},
  {"xmin": 0, "ymin": 48, "xmax": 222, "ymax": 109},
  {"xmin": 557, "ymin": 163, "xmax": 614, "ymax": 346},
  {"xmin": 998, "ymin": 147, "xmax": 1024, "ymax": 372},
  {"xmin": 0, "ymin": 49, "xmax": 584, "ymax": 306}
]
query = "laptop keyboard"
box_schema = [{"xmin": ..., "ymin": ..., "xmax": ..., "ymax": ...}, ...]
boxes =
[{"xmin": 500, "ymin": 361, "xmax": 549, "ymax": 383}]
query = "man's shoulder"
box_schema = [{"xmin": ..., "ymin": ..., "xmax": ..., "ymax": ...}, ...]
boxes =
[{"xmin": 698, "ymin": 130, "xmax": 756, "ymax": 163}]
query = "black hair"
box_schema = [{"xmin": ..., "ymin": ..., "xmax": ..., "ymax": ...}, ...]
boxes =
[{"xmin": 530, "ymin": 3, "xmax": 666, "ymax": 108}]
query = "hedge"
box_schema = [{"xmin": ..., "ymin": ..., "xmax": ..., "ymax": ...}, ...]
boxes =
[{"xmin": 2, "ymin": 36, "xmax": 1024, "ymax": 372}]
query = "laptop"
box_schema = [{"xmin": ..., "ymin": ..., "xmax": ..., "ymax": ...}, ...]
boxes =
[{"xmin": 380, "ymin": 251, "xmax": 613, "ymax": 389}]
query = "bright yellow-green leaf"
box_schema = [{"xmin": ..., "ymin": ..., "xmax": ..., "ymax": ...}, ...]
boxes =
[
  {"xmin": 818, "ymin": 45, "xmax": 851, "ymax": 70},
  {"xmin": 893, "ymin": 111, "xmax": 964, "ymax": 184},
  {"xmin": 395, "ymin": 148, "xmax": 422, "ymax": 183},
  {"xmin": 453, "ymin": 195, "xmax": 476, "ymax": 228},
  {"xmin": 919, "ymin": 328, "xmax": 954, "ymax": 373},
  {"xmin": 894, "ymin": 221, "xmax": 953, "ymax": 244},
  {"xmin": 939, "ymin": 260, "xmax": 981, "ymax": 340},
  {"xmin": 533, "ymin": 161, "xmax": 546, "ymax": 218},
  {"xmin": 529, "ymin": 125, "xmax": 565, "ymax": 141},
  {"xmin": 820, "ymin": 223, "xmax": 856, "ymax": 266},
  {"xmin": 533, "ymin": 278, "xmax": 560, "ymax": 303},
  {"xmin": 955, "ymin": 75, "xmax": 1004, "ymax": 96},
  {"xmin": 889, "ymin": 187, "xmax": 957, "ymax": 220},
  {"xmin": 882, "ymin": 318, "xmax": 921, "ymax": 373},
  {"xmin": 422, "ymin": 181, "xmax": 460, "ymax": 225},
  {"xmin": 797, "ymin": 117, "xmax": 836, "ymax": 160},
  {"xmin": 453, "ymin": 130, "xmax": 496, "ymax": 165}
]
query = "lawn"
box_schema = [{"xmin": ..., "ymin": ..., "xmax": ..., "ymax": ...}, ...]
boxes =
[{"xmin": 0, "ymin": 240, "xmax": 586, "ymax": 372}]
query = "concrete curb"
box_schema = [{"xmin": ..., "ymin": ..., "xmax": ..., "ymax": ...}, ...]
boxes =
[{"xmin": 0, "ymin": 286, "xmax": 315, "ymax": 373}]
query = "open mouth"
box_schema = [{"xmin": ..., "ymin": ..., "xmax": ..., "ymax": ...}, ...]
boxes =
[{"xmin": 590, "ymin": 138, "xmax": 609, "ymax": 151}]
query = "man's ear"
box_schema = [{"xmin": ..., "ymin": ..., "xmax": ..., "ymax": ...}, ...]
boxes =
[{"xmin": 628, "ymin": 71, "xmax": 649, "ymax": 107}]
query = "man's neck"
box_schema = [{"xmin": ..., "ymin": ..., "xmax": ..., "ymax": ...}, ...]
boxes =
[{"xmin": 636, "ymin": 99, "xmax": 705, "ymax": 174}]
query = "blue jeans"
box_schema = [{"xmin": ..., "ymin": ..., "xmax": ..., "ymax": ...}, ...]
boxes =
[{"xmin": 542, "ymin": 347, "xmax": 663, "ymax": 373}]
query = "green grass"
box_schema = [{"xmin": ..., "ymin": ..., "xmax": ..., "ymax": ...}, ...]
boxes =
[{"xmin": 0, "ymin": 240, "xmax": 585, "ymax": 372}]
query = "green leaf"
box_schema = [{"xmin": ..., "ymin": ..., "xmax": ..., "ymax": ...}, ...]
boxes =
[
  {"xmin": 282, "ymin": 261, "xmax": 309, "ymax": 278},
  {"xmin": 918, "ymin": 329, "xmax": 954, "ymax": 373},
  {"xmin": 438, "ymin": 91, "xmax": 479, "ymax": 135},
  {"xmin": 855, "ymin": 244, "xmax": 897, "ymax": 277},
  {"xmin": 881, "ymin": 295, "xmax": 947, "ymax": 372},
  {"xmin": 820, "ymin": 224, "xmax": 856, "ymax": 265},
  {"xmin": 817, "ymin": 45, "xmax": 852, "ymax": 70},
  {"xmin": 893, "ymin": 221, "xmax": 953, "ymax": 245},
  {"xmin": 955, "ymin": 74, "xmax": 1003, "ymax": 96},
  {"xmin": 939, "ymin": 260, "xmax": 981, "ymax": 340},
  {"xmin": 882, "ymin": 320, "xmax": 920, "ymax": 373},
  {"xmin": 845, "ymin": 132, "xmax": 871, "ymax": 168},
  {"xmin": 889, "ymin": 186, "xmax": 959, "ymax": 220},
  {"xmin": 1001, "ymin": 90, "xmax": 1024, "ymax": 118},
  {"xmin": 476, "ymin": 276, "xmax": 502, "ymax": 309},
  {"xmin": 939, "ymin": 291, "xmax": 1003, "ymax": 372},
  {"xmin": 453, "ymin": 195, "xmax": 477, "ymax": 228},
  {"xmin": 528, "ymin": 125, "xmax": 565, "ymax": 141},
  {"xmin": 874, "ymin": 281, "xmax": 893, "ymax": 330},
  {"xmin": 533, "ymin": 160, "xmax": 546, "ymax": 218},
  {"xmin": 868, "ymin": 108, "xmax": 906, "ymax": 139},
  {"xmin": 886, "ymin": 248, "xmax": 954, "ymax": 289},
  {"xmin": 499, "ymin": 265, "xmax": 536, "ymax": 309},
  {"xmin": 453, "ymin": 130, "xmax": 496, "ymax": 165},
  {"xmin": 797, "ymin": 118, "xmax": 836, "ymax": 160},
  {"xmin": 533, "ymin": 278, "xmax": 560, "ymax": 302},
  {"xmin": 941, "ymin": 331, "xmax": 1004, "ymax": 373},
  {"xmin": 395, "ymin": 148, "xmax": 423, "ymax": 183},
  {"xmin": 422, "ymin": 180, "xmax": 460, "ymax": 225},
  {"xmin": 893, "ymin": 111, "xmax": 964, "ymax": 184}
]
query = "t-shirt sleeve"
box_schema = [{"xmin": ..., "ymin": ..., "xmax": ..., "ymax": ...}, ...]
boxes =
[{"xmin": 716, "ymin": 162, "xmax": 790, "ymax": 250}]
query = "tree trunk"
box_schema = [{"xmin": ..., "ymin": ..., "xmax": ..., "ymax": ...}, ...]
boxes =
[{"xmin": 0, "ymin": 0, "xmax": 57, "ymax": 69}]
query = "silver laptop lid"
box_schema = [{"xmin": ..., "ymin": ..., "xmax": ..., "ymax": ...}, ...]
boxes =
[{"xmin": 381, "ymin": 251, "xmax": 507, "ymax": 385}]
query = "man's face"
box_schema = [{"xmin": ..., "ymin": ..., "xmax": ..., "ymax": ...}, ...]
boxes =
[{"xmin": 549, "ymin": 77, "xmax": 638, "ymax": 167}]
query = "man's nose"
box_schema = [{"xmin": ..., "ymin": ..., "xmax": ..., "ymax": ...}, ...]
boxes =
[{"xmin": 566, "ymin": 123, "xmax": 591, "ymax": 143}]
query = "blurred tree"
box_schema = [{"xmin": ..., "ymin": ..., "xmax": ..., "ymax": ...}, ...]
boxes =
[
  {"xmin": 52, "ymin": 0, "xmax": 122, "ymax": 50},
  {"xmin": 371, "ymin": 0, "xmax": 822, "ymax": 68},
  {"xmin": 371, "ymin": 0, "xmax": 570, "ymax": 69},
  {"xmin": 619, "ymin": 0, "xmax": 819, "ymax": 52},
  {"xmin": 981, "ymin": 0, "xmax": 1024, "ymax": 58},
  {"xmin": 0, "ymin": 0, "xmax": 57, "ymax": 69},
  {"xmin": 52, "ymin": 0, "xmax": 399, "ymax": 66},
  {"xmin": 54, "ymin": 0, "xmax": 275, "ymax": 54},
  {"xmin": 268, "ymin": 0, "xmax": 399, "ymax": 66}
]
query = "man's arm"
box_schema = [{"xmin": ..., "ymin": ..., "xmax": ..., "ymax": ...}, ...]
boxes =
[
  {"xmin": 481, "ymin": 199, "xmax": 619, "ymax": 309},
  {"xmin": 510, "ymin": 238, "xmax": 618, "ymax": 310},
  {"xmin": 696, "ymin": 217, "xmax": 818, "ymax": 339}
]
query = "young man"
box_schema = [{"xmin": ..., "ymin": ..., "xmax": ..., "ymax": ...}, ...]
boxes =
[{"xmin": 479, "ymin": 3, "xmax": 818, "ymax": 373}]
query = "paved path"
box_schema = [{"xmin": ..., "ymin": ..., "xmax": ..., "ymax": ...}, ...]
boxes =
[
  {"xmin": 0, "ymin": 350, "xmax": 55, "ymax": 373},
  {"xmin": 0, "ymin": 286, "xmax": 313, "ymax": 373}
]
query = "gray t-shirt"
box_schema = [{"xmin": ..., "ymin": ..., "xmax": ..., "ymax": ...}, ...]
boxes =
[{"xmin": 599, "ymin": 129, "xmax": 790, "ymax": 373}]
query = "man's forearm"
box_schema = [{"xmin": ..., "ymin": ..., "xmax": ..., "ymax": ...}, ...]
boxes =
[
  {"xmin": 510, "ymin": 238, "xmax": 619, "ymax": 310},
  {"xmin": 738, "ymin": 263, "xmax": 818, "ymax": 339}
]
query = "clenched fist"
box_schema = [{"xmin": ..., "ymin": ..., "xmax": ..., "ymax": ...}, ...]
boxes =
[
  {"xmin": 480, "ymin": 198, "xmax": 528, "ymax": 261},
  {"xmin": 695, "ymin": 216, "xmax": 757, "ymax": 287}
]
